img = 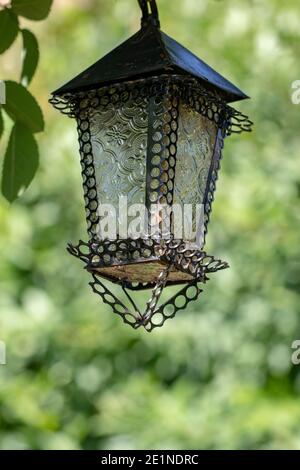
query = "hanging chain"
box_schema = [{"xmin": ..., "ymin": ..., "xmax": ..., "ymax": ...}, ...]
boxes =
[
  {"xmin": 140, "ymin": 263, "xmax": 172, "ymax": 326},
  {"xmin": 138, "ymin": 0, "xmax": 160, "ymax": 28}
]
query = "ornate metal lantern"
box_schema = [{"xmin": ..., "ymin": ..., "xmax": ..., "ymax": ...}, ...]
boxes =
[{"xmin": 50, "ymin": 0, "xmax": 252, "ymax": 331}]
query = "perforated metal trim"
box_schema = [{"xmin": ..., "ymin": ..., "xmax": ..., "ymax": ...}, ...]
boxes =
[
  {"xmin": 67, "ymin": 238, "xmax": 228, "ymax": 279},
  {"xmin": 68, "ymin": 237, "xmax": 228, "ymax": 331},
  {"xmin": 50, "ymin": 75, "xmax": 252, "ymax": 134}
]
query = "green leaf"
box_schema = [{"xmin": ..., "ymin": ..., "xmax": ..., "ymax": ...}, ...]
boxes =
[
  {"xmin": 1, "ymin": 122, "xmax": 39, "ymax": 202},
  {"xmin": 0, "ymin": 109, "xmax": 3, "ymax": 140},
  {"xmin": 21, "ymin": 29, "xmax": 39, "ymax": 86},
  {"xmin": 0, "ymin": 9, "xmax": 19, "ymax": 54},
  {"xmin": 3, "ymin": 81, "xmax": 44, "ymax": 133},
  {"xmin": 11, "ymin": 0, "xmax": 53, "ymax": 21}
]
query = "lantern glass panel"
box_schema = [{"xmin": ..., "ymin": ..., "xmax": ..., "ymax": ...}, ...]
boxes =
[
  {"xmin": 89, "ymin": 95, "xmax": 149, "ymax": 238},
  {"xmin": 173, "ymin": 102, "xmax": 218, "ymax": 246}
]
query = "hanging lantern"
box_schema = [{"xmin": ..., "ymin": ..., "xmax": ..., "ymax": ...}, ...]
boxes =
[{"xmin": 50, "ymin": 0, "xmax": 252, "ymax": 331}]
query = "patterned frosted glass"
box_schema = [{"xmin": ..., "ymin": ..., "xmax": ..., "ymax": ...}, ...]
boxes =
[
  {"xmin": 173, "ymin": 103, "xmax": 217, "ymax": 244},
  {"xmin": 90, "ymin": 97, "xmax": 148, "ymax": 209}
]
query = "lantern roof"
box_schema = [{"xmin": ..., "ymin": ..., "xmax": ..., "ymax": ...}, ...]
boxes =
[{"xmin": 52, "ymin": 22, "xmax": 248, "ymax": 103}]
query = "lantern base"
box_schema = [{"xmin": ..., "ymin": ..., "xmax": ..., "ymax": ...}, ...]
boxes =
[
  {"xmin": 94, "ymin": 261, "xmax": 194, "ymax": 285},
  {"xmin": 67, "ymin": 238, "xmax": 229, "ymax": 331}
]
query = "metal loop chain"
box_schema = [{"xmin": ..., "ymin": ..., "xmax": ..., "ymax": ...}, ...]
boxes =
[
  {"xmin": 140, "ymin": 263, "xmax": 172, "ymax": 326},
  {"xmin": 138, "ymin": 0, "xmax": 160, "ymax": 28}
]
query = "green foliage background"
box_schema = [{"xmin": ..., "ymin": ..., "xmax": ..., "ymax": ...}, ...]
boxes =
[{"xmin": 0, "ymin": 0, "xmax": 300, "ymax": 450}]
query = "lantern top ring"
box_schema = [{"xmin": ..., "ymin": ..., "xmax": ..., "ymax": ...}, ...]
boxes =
[{"xmin": 138, "ymin": 0, "xmax": 160, "ymax": 28}]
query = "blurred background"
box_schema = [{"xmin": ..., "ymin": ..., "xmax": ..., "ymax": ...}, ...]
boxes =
[{"xmin": 0, "ymin": 0, "xmax": 300, "ymax": 450}]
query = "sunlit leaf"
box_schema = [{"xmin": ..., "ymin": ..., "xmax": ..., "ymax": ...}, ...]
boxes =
[
  {"xmin": 21, "ymin": 29, "xmax": 39, "ymax": 86},
  {"xmin": 11, "ymin": 0, "xmax": 53, "ymax": 21},
  {"xmin": 0, "ymin": 9, "xmax": 19, "ymax": 54},
  {"xmin": 3, "ymin": 81, "xmax": 44, "ymax": 133},
  {"xmin": 1, "ymin": 122, "xmax": 39, "ymax": 202}
]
